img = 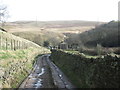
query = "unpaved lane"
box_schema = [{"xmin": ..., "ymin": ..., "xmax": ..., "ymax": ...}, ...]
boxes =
[
  {"xmin": 19, "ymin": 54, "xmax": 75, "ymax": 89},
  {"xmin": 46, "ymin": 54, "xmax": 75, "ymax": 89},
  {"xmin": 19, "ymin": 55, "xmax": 55, "ymax": 89}
]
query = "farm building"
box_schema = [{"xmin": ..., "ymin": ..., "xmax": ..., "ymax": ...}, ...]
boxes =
[{"xmin": 58, "ymin": 42, "xmax": 68, "ymax": 49}]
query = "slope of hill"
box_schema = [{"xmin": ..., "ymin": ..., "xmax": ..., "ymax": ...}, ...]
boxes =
[
  {"xmin": 65, "ymin": 21, "xmax": 119, "ymax": 47},
  {"xmin": 4, "ymin": 20, "xmax": 104, "ymax": 33},
  {"xmin": 79, "ymin": 21, "xmax": 119, "ymax": 47},
  {"xmin": 0, "ymin": 29, "xmax": 50, "ymax": 88},
  {"xmin": 13, "ymin": 31, "xmax": 65, "ymax": 46},
  {"xmin": 2, "ymin": 20, "xmax": 105, "ymax": 47}
]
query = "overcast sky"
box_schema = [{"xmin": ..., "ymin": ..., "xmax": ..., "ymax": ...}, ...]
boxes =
[{"xmin": 0, "ymin": 0, "xmax": 119, "ymax": 22}]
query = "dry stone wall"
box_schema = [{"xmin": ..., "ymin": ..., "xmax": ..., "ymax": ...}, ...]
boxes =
[{"xmin": 50, "ymin": 49, "xmax": 120, "ymax": 88}]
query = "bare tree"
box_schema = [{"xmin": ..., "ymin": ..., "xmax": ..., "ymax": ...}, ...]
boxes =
[{"xmin": 0, "ymin": 4, "xmax": 8, "ymax": 27}]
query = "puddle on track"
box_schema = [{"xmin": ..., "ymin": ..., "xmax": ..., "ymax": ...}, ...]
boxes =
[{"xmin": 25, "ymin": 67, "xmax": 45, "ymax": 88}]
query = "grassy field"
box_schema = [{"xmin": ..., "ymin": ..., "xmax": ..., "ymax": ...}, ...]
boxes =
[
  {"xmin": 2, "ymin": 20, "xmax": 105, "ymax": 47},
  {"xmin": 0, "ymin": 29, "xmax": 50, "ymax": 88},
  {"xmin": 12, "ymin": 30, "xmax": 65, "ymax": 46},
  {"xmin": 0, "ymin": 47, "xmax": 50, "ymax": 88},
  {"xmin": 4, "ymin": 20, "xmax": 104, "ymax": 33}
]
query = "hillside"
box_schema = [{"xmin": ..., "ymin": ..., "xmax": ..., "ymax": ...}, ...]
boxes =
[
  {"xmin": 0, "ymin": 20, "xmax": 119, "ymax": 88},
  {"xmin": 4, "ymin": 20, "xmax": 104, "ymax": 33},
  {"xmin": 79, "ymin": 21, "xmax": 119, "ymax": 47},
  {"xmin": 65, "ymin": 21, "xmax": 119, "ymax": 48},
  {"xmin": 2, "ymin": 20, "xmax": 105, "ymax": 47},
  {"xmin": 13, "ymin": 31, "xmax": 65, "ymax": 46},
  {"xmin": 0, "ymin": 29, "xmax": 50, "ymax": 88}
]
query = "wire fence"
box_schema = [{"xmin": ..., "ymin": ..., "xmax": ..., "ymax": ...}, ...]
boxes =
[{"xmin": 0, "ymin": 30, "xmax": 40, "ymax": 50}]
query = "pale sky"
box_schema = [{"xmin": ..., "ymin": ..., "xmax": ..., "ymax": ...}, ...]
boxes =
[{"xmin": 0, "ymin": 0, "xmax": 119, "ymax": 22}]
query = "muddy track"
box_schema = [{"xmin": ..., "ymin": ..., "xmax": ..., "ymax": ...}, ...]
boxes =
[{"xmin": 19, "ymin": 54, "xmax": 75, "ymax": 89}]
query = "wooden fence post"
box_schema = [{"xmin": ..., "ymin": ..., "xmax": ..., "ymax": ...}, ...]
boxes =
[
  {"xmin": 14, "ymin": 40, "xmax": 16, "ymax": 50},
  {"xmin": 11, "ymin": 39, "xmax": 13, "ymax": 50},
  {"xmin": 6, "ymin": 38, "xmax": 8, "ymax": 50},
  {"xmin": 19, "ymin": 41, "xmax": 21, "ymax": 49},
  {"xmin": 0, "ymin": 35, "xmax": 2, "ymax": 49},
  {"xmin": 17, "ymin": 40, "xmax": 19, "ymax": 49}
]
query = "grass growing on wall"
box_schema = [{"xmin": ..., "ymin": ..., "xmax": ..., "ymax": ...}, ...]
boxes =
[
  {"xmin": 0, "ymin": 47, "xmax": 50, "ymax": 88},
  {"xmin": 50, "ymin": 49, "xmax": 120, "ymax": 88}
]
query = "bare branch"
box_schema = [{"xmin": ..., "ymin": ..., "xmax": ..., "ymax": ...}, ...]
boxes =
[{"xmin": 0, "ymin": 4, "xmax": 9, "ymax": 27}]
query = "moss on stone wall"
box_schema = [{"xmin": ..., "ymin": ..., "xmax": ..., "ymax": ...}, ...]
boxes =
[{"xmin": 50, "ymin": 49, "xmax": 120, "ymax": 88}]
